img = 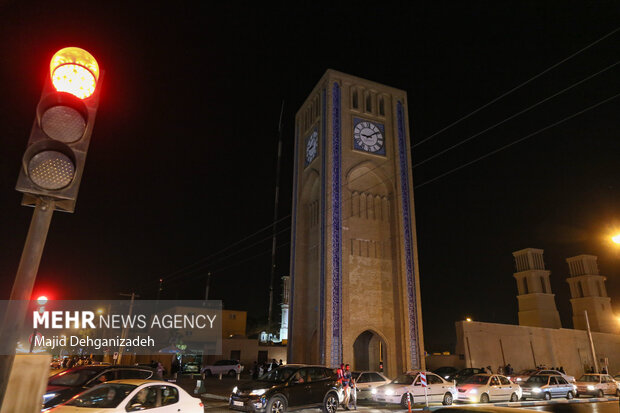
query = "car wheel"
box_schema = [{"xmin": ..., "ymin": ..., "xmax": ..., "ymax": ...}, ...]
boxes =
[
  {"xmin": 266, "ymin": 396, "xmax": 287, "ymax": 413},
  {"xmin": 543, "ymin": 392, "xmax": 551, "ymax": 401},
  {"xmin": 228, "ymin": 369, "xmax": 237, "ymax": 377},
  {"xmin": 323, "ymin": 392, "xmax": 339, "ymax": 413},
  {"xmin": 400, "ymin": 393, "xmax": 412, "ymax": 408},
  {"xmin": 443, "ymin": 392, "xmax": 453, "ymax": 405},
  {"xmin": 510, "ymin": 393, "xmax": 518, "ymax": 402},
  {"xmin": 567, "ymin": 391, "xmax": 574, "ymax": 400},
  {"xmin": 480, "ymin": 393, "xmax": 489, "ymax": 403},
  {"xmin": 597, "ymin": 390, "xmax": 604, "ymax": 398}
]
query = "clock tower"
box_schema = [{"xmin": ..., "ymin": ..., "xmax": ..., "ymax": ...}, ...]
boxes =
[{"xmin": 288, "ymin": 70, "xmax": 424, "ymax": 375}]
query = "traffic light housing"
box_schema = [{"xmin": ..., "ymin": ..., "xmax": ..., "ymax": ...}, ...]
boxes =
[{"xmin": 16, "ymin": 47, "xmax": 103, "ymax": 213}]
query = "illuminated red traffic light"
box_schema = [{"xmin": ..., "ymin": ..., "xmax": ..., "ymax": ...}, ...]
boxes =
[
  {"xmin": 49, "ymin": 47, "xmax": 99, "ymax": 99},
  {"xmin": 16, "ymin": 47, "xmax": 103, "ymax": 212}
]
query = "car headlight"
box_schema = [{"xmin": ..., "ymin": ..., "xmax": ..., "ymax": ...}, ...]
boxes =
[
  {"xmin": 232, "ymin": 386, "xmax": 238, "ymax": 394},
  {"xmin": 385, "ymin": 389, "xmax": 395, "ymax": 396},
  {"xmin": 516, "ymin": 378, "xmax": 522, "ymax": 381},
  {"xmin": 469, "ymin": 388, "xmax": 477, "ymax": 394},
  {"xmin": 371, "ymin": 388, "xmax": 377, "ymax": 395},
  {"xmin": 42, "ymin": 393, "xmax": 57, "ymax": 403},
  {"xmin": 250, "ymin": 389, "xmax": 267, "ymax": 396},
  {"xmin": 587, "ymin": 385, "xmax": 595, "ymax": 390},
  {"xmin": 532, "ymin": 388, "xmax": 541, "ymax": 393}
]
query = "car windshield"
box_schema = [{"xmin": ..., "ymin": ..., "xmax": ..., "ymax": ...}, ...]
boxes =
[
  {"xmin": 48, "ymin": 368, "xmax": 102, "ymax": 386},
  {"xmin": 391, "ymin": 374, "xmax": 415, "ymax": 385},
  {"xmin": 526, "ymin": 376, "xmax": 548, "ymax": 384},
  {"xmin": 463, "ymin": 375, "xmax": 489, "ymax": 385},
  {"xmin": 578, "ymin": 375, "xmax": 600, "ymax": 383},
  {"xmin": 66, "ymin": 383, "xmax": 136, "ymax": 408},
  {"xmin": 517, "ymin": 369, "xmax": 537, "ymax": 375},
  {"xmin": 259, "ymin": 367, "xmax": 296, "ymax": 382}
]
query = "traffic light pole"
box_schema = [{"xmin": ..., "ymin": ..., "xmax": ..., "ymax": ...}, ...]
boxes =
[{"xmin": 0, "ymin": 197, "xmax": 55, "ymax": 407}]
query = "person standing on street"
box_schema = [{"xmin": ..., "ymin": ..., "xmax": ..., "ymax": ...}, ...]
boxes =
[
  {"xmin": 342, "ymin": 364, "xmax": 352, "ymax": 410},
  {"xmin": 171, "ymin": 357, "xmax": 180, "ymax": 381}
]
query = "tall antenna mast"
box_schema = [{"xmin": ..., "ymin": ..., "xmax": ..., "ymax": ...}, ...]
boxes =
[{"xmin": 267, "ymin": 100, "xmax": 284, "ymax": 338}]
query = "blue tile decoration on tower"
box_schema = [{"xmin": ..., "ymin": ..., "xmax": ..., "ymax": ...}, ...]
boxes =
[
  {"xmin": 397, "ymin": 100, "xmax": 420, "ymax": 369},
  {"xmin": 319, "ymin": 87, "xmax": 326, "ymax": 365},
  {"xmin": 331, "ymin": 82, "xmax": 343, "ymax": 367}
]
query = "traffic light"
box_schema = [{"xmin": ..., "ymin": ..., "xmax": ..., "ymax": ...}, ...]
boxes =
[{"xmin": 16, "ymin": 47, "xmax": 103, "ymax": 212}]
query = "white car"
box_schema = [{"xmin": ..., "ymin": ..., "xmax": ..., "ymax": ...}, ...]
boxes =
[
  {"xmin": 47, "ymin": 380, "xmax": 204, "ymax": 412},
  {"xmin": 201, "ymin": 359, "xmax": 244, "ymax": 377},
  {"xmin": 372, "ymin": 370, "xmax": 457, "ymax": 407},
  {"xmin": 352, "ymin": 371, "xmax": 390, "ymax": 400},
  {"xmin": 456, "ymin": 374, "xmax": 522, "ymax": 403}
]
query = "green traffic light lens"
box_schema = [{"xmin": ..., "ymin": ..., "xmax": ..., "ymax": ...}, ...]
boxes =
[{"xmin": 27, "ymin": 150, "xmax": 75, "ymax": 190}]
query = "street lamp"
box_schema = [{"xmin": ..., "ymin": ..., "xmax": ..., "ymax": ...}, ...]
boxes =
[
  {"xmin": 466, "ymin": 317, "xmax": 472, "ymax": 322},
  {"xmin": 612, "ymin": 235, "xmax": 620, "ymax": 244}
]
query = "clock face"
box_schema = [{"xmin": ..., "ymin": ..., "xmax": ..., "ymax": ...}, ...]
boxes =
[
  {"xmin": 305, "ymin": 129, "xmax": 318, "ymax": 165},
  {"xmin": 353, "ymin": 119, "xmax": 385, "ymax": 154}
]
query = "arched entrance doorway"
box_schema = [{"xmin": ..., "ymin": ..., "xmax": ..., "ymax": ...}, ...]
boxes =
[{"xmin": 353, "ymin": 330, "xmax": 386, "ymax": 374}]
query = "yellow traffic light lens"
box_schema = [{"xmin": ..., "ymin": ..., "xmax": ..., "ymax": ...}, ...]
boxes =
[
  {"xmin": 50, "ymin": 47, "xmax": 99, "ymax": 99},
  {"xmin": 41, "ymin": 106, "xmax": 86, "ymax": 143},
  {"xmin": 27, "ymin": 150, "xmax": 75, "ymax": 189}
]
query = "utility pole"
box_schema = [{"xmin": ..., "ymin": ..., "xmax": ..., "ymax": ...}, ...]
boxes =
[
  {"xmin": 204, "ymin": 272, "xmax": 211, "ymax": 301},
  {"xmin": 584, "ymin": 310, "xmax": 599, "ymax": 373},
  {"xmin": 117, "ymin": 292, "xmax": 139, "ymax": 365},
  {"xmin": 0, "ymin": 198, "xmax": 55, "ymax": 405},
  {"xmin": 267, "ymin": 101, "xmax": 284, "ymax": 338},
  {"xmin": 156, "ymin": 278, "xmax": 163, "ymax": 301}
]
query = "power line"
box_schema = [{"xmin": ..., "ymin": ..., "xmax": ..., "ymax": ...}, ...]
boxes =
[
  {"xmin": 153, "ymin": 214, "xmax": 291, "ymax": 281},
  {"xmin": 413, "ymin": 26, "xmax": 620, "ymax": 148},
  {"xmin": 415, "ymin": 91, "xmax": 620, "ymax": 188},
  {"xmin": 413, "ymin": 60, "xmax": 620, "ymax": 168}
]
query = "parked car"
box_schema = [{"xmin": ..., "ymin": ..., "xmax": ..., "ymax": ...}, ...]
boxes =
[
  {"xmin": 456, "ymin": 374, "xmax": 522, "ymax": 403},
  {"xmin": 511, "ymin": 369, "xmax": 538, "ymax": 383},
  {"xmin": 201, "ymin": 359, "xmax": 244, "ymax": 377},
  {"xmin": 453, "ymin": 368, "xmax": 487, "ymax": 384},
  {"xmin": 372, "ymin": 370, "xmax": 457, "ymax": 407},
  {"xmin": 520, "ymin": 374, "xmax": 576, "ymax": 400},
  {"xmin": 574, "ymin": 374, "xmax": 620, "ymax": 397},
  {"xmin": 229, "ymin": 364, "xmax": 343, "ymax": 412},
  {"xmin": 433, "ymin": 366, "xmax": 460, "ymax": 381},
  {"xmin": 534, "ymin": 369, "xmax": 575, "ymax": 383},
  {"xmin": 46, "ymin": 380, "xmax": 204, "ymax": 412},
  {"xmin": 351, "ymin": 371, "xmax": 390, "ymax": 400},
  {"xmin": 43, "ymin": 365, "xmax": 154, "ymax": 410}
]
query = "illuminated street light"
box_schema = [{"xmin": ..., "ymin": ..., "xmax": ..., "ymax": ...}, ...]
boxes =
[
  {"xmin": 612, "ymin": 235, "xmax": 620, "ymax": 244},
  {"xmin": 466, "ymin": 317, "xmax": 472, "ymax": 322}
]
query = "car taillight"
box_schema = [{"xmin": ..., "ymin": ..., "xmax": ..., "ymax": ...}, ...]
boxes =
[{"xmin": 199, "ymin": 402, "xmax": 204, "ymax": 407}]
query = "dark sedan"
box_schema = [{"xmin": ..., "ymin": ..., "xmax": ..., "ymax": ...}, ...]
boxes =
[
  {"xmin": 453, "ymin": 368, "xmax": 487, "ymax": 384},
  {"xmin": 42, "ymin": 365, "xmax": 154, "ymax": 410},
  {"xmin": 229, "ymin": 364, "xmax": 342, "ymax": 412}
]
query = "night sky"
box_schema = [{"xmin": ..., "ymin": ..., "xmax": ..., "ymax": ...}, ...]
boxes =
[{"xmin": 0, "ymin": 1, "xmax": 619, "ymax": 352}]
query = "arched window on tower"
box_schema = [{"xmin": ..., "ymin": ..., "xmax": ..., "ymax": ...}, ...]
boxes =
[
  {"xmin": 540, "ymin": 277, "xmax": 547, "ymax": 293},
  {"xmin": 379, "ymin": 97, "xmax": 385, "ymax": 116},
  {"xmin": 522, "ymin": 278, "xmax": 529, "ymax": 294},
  {"xmin": 365, "ymin": 93, "xmax": 372, "ymax": 112},
  {"xmin": 352, "ymin": 89, "xmax": 359, "ymax": 109}
]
